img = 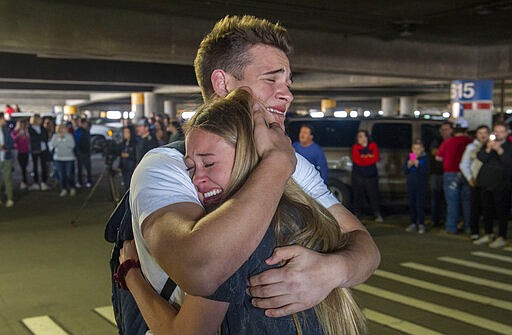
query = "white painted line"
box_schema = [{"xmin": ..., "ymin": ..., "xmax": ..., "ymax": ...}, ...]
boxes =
[
  {"xmin": 438, "ymin": 256, "xmax": 512, "ymax": 276},
  {"xmin": 94, "ymin": 305, "xmax": 117, "ymax": 326},
  {"xmin": 22, "ymin": 316, "xmax": 68, "ymax": 335},
  {"xmin": 355, "ymin": 284, "xmax": 512, "ymax": 335},
  {"xmin": 471, "ymin": 251, "xmax": 512, "ymax": 264},
  {"xmin": 401, "ymin": 262, "xmax": 512, "ymax": 293},
  {"xmin": 374, "ymin": 269, "xmax": 512, "ymax": 311},
  {"xmin": 364, "ymin": 308, "xmax": 445, "ymax": 335}
]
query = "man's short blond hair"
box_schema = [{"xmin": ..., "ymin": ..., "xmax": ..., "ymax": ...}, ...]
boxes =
[{"xmin": 194, "ymin": 15, "xmax": 292, "ymax": 101}]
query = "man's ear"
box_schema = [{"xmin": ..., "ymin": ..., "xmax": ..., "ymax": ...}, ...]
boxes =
[{"xmin": 211, "ymin": 69, "xmax": 229, "ymax": 97}]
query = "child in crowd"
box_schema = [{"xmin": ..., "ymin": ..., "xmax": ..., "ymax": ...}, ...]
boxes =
[{"xmin": 404, "ymin": 140, "xmax": 430, "ymax": 234}]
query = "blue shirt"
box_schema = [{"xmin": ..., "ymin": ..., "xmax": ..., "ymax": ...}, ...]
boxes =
[{"xmin": 292, "ymin": 142, "xmax": 328, "ymax": 183}]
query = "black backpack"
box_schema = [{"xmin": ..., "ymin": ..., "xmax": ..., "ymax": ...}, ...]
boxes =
[{"xmin": 104, "ymin": 141, "xmax": 184, "ymax": 335}]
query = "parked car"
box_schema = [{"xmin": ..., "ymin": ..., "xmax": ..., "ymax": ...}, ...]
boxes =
[{"xmin": 286, "ymin": 116, "xmax": 444, "ymax": 208}]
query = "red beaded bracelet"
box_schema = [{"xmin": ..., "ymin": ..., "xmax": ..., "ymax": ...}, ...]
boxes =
[{"xmin": 114, "ymin": 259, "xmax": 140, "ymax": 290}]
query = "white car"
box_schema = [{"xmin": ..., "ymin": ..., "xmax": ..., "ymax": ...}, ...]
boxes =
[{"xmin": 89, "ymin": 118, "xmax": 123, "ymax": 152}]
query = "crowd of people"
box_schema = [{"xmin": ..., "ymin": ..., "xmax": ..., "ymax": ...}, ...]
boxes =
[
  {"xmin": 0, "ymin": 108, "xmax": 186, "ymax": 206},
  {"xmin": 398, "ymin": 120, "xmax": 511, "ymax": 249}
]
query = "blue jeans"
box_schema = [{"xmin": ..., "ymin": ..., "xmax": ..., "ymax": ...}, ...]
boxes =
[
  {"xmin": 443, "ymin": 172, "xmax": 471, "ymax": 233},
  {"xmin": 55, "ymin": 160, "xmax": 74, "ymax": 190}
]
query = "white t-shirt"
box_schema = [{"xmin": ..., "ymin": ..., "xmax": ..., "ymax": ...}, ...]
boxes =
[{"xmin": 131, "ymin": 147, "xmax": 338, "ymax": 295}]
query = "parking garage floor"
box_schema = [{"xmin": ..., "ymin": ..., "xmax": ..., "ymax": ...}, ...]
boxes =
[{"xmin": 0, "ymin": 155, "xmax": 511, "ymax": 335}]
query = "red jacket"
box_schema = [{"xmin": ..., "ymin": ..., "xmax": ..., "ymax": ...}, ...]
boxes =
[{"xmin": 352, "ymin": 142, "xmax": 380, "ymax": 166}]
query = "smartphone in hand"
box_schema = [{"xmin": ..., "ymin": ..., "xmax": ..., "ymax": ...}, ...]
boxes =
[{"xmin": 409, "ymin": 153, "xmax": 416, "ymax": 161}]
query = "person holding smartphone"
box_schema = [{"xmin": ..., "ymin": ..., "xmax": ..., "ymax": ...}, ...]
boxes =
[
  {"xmin": 474, "ymin": 122, "xmax": 512, "ymax": 248},
  {"xmin": 404, "ymin": 139, "xmax": 430, "ymax": 234}
]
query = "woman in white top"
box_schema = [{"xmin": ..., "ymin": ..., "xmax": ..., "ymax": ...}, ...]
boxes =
[{"xmin": 50, "ymin": 124, "xmax": 76, "ymax": 196}]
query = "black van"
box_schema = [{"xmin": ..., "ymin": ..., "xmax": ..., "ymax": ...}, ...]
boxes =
[{"xmin": 286, "ymin": 117, "xmax": 444, "ymax": 207}]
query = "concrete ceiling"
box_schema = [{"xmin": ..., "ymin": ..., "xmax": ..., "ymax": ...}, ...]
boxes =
[{"xmin": 0, "ymin": 0, "xmax": 511, "ymax": 114}]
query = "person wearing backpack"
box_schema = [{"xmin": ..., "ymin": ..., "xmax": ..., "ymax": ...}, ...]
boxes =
[
  {"xmin": 108, "ymin": 15, "xmax": 379, "ymax": 335},
  {"xmin": 117, "ymin": 88, "xmax": 366, "ymax": 335}
]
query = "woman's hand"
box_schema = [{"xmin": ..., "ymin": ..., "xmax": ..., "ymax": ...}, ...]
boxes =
[{"xmin": 119, "ymin": 240, "xmax": 139, "ymax": 264}]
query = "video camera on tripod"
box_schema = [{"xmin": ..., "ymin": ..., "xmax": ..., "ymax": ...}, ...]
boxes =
[{"xmin": 101, "ymin": 139, "xmax": 122, "ymax": 171}]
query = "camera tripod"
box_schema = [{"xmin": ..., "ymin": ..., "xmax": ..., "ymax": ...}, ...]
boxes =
[{"xmin": 69, "ymin": 164, "xmax": 122, "ymax": 225}]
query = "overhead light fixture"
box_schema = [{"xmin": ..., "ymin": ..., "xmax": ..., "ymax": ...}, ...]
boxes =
[
  {"xmin": 378, "ymin": 110, "xmax": 384, "ymax": 116},
  {"xmin": 350, "ymin": 111, "xmax": 358, "ymax": 118},
  {"xmin": 442, "ymin": 112, "xmax": 451, "ymax": 118},
  {"xmin": 334, "ymin": 111, "xmax": 348, "ymax": 118},
  {"xmin": 181, "ymin": 111, "xmax": 196, "ymax": 120},
  {"xmin": 363, "ymin": 110, "xmax": 371, "ymax": 117},
  {"xmin": 310, "ymin": 111, "xmax": 325, "ymax": 118}
]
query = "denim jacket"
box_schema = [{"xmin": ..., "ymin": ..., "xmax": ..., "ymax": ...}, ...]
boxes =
[{"xmin": 0, "ymin": 125, "xmax": 14, "ymax": 160}]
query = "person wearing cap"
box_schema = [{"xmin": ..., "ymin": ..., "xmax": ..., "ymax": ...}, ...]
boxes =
[
  {"xmin": 135, "ymin": 117, "xmax": 159, "ymax": 164},
  {"xmin": 436, "ymin": 120, "xmax": 472, "ymax": 234}
]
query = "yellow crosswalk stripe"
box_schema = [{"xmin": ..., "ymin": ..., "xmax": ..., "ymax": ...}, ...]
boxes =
[
  {"xmin": 355, "ymin": 284, "xmax": 512, "ymax": 335},
  {"xmin": 401, "ymin": 262, "xmax": 512, "ymax": 292},
  {"xmin": 21, "ymin": 316, "xmax": 68, "ymax": 335},
  {"xmin": 438, "ymin": 256, "xmax": 512, "ymax": 276},
  {"xmin": 471, "ymin": 251, "xmax": 512, "ymax": 264},
  {"xmin": 374, "ymin": 269, "xmax": 512, "ymax": 311},
  {"xmin": 364, "ymin": 308, "xmax": 445, "ymax": 335},
  {"xmin": 93, "ymin": 306, "xmax": 116, "ymax": 326}
]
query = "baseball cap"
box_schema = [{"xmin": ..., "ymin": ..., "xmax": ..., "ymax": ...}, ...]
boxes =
[
  {"xmin": 135, "ymin": 118, "xmax": 150, "ymax": 127},
  {"xmin": 454, "ymin": 118, "xmax": 469, "ymax": 129}
]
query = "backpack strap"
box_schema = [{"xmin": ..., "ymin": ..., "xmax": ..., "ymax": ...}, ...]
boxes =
[
  {"xmin": 160, "ymin": 278, "xmax": 177, "ymax": 301},
  {"xmin": 163, "ymin": 140, "xmax": 185, "ymax": 154},
  {"xmin": 157, "ymin": 140, "xmax": 183, "ymax": 300}
]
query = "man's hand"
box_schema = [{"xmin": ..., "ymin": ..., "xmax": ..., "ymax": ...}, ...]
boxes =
[
  {"xmin": 253, "ymin": 109, "xmax": 296, "ymax": 174},
  {"xmin": 247, "ymin": 245, "xmax": 336, "ymax": 317},
  {"xmin": 469, "ymin": 178, "xmax": 476, "ymax": 187}
]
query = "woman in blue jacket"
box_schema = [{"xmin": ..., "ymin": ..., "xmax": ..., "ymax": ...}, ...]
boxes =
[{"xmin": 404, "ymin": 139, "xmax": 430, "ymax": 234}]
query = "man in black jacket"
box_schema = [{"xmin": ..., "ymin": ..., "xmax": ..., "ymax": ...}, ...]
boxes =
[
  {"xmin": 474, "ymin": 122, "xmax": 512, "ymax": 248},
  {"xmin": 28, "ymin": 114, "xmax": 50, "ymax": 191},
  {"xmin": 134, "ymin": 118, "xmax": 158, "ymax": 164},
  {"xmin": 75, "ymin": 118, "xmax": 92, "ymax": 188}
]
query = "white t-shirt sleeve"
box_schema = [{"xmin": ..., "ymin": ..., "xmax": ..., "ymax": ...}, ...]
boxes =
[
  {"xmin": 292, "ymin": 153, "xmax": 339, "ymax": 208},
  {"xmin": 130, "ymin": 147, "xmax": 202, "ymax": 294},
  {"xmin": 131, "ymin": 147, "xmax": 201, "ymax": 226}
]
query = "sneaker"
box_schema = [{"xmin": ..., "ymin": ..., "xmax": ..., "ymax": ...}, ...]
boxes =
[
  {"xmin": 40, "ymin": 182, "xmax": 50, "ymax": 191},
  {"xmin": 5, "ymin": 200, "xmax": 14, "ymax": 208},
  {"xmin": 85, "ymin": 181, "xmax": 92, "ymax": 188},
  {"xmin": 470, "ymin": 234, "xmax": 480, "ymax": 241},
  {"xmin": 473, "ymin": 234, "xmax": 492, "ymax": 245},
  {"xmin": 405, "ymin": 224, "xmax": 417, "ymax": 232},
  {"xmin": 20, "ymin": 182, "xmax": 27, "ymax": 190},
  {"xmin": 418, "ymin": 225, "xmax": 426, "ymax": 234},
  {"xmin": 75, "ymin": 183, "xmax": 82, "ymax": 189},
  {"xmin": 29, "ymin": 183, "xmax": 40, "ymax": 191},
  {"xmin": 489, "ymin": 237, "xmax": 506, "ymax": 249},
  {"xmin": 69, "ymin": 188, "xmax": 76, "ymax": 196},
  {"xmin": 375, "ymin": 215, "xmax": 384, "ymax": 223},
  {"xmin": 59, "ymin": 190, "xmax": 68, "ymax": 197}
]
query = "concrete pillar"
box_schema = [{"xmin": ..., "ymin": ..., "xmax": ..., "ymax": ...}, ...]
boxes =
[
  {"xmin": 63, "ymin": 105, "xmax": 77, "ymax": 124},
  {"xmin": 164, "ymin": 100, "xmax": 177, "ymax": 119},
  {"xmin": 381, "ymin": 97, "xmax": 397, "ymax": 116},
  {"xmin": 399, "ymin": 96, "xmax": 416, "ymax": 116},
  {"xmin": 144, "ymin": 92, "xmax": 157, "ymax": 118},
  {"xmin": 131, "ymin": 93, "xmax": 144, "ymax": 121},
  {"xmin": 321, "ymin": 99, "xmax": 336, "ymax": 116}
]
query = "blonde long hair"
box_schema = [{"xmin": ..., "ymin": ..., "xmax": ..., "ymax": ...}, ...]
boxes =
[{"xmin": 185, "ymin": 88, "xmax": 366, "ymax": 335}]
